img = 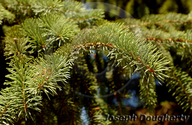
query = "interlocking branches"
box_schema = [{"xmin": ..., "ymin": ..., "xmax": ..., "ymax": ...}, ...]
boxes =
[{"xmin": 72, "ymin": 23, "xmax": 170, "ymax": 109}]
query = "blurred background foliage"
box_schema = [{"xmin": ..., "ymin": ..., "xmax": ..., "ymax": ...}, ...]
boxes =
[{"xmin": 77, "ymin": 0, "xmax": 192, "ymax": 19}]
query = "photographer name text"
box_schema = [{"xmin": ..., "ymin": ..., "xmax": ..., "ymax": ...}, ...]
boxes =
[{"xmin": 104, "ymin": 114, "xmax": 190, "ymax": 122}]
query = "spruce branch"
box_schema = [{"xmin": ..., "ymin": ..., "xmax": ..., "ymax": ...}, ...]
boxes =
[
  {"xmin": 139, "ymin": 74, "xmax": 157, "ymax": 111},
  {"xmin": 31, "ymin": 0, "xmax": 104, "ymax": 28},
  {"xmin": 71, "ymin": 23, "xmax": 170, "ymax": 111},
  {"xmin": 4, "ymin": 25, "xmax": 33, "ymax": 60},
  {"xmin": 22, "ymin": 18, "xmax": 46, "ymax": 55},
  {"xmin": 167, "ymin": 67, "xmax": 192, "ymax": 111},
  {"xmin": 39, "ymin": 13, "xmax": 80, "ymax": 49},
  {"xmin": 1, "ymin": 0, "xmax": 35, "ymax": 24},
  {"xmin": 22, "ymin": 13, "xmax": 80, "ymax": 54},
  {"xmin": 0, "ymin": 3, "xmax": 14, "ymax": 25},
  {"xmin": 26, "ymin": 53, "xmax": 72, "ymax": 99},
  {"xmin": 31, "ymin": 0, "xmax": 64, "ymax": 15},
  {"xmin": 0, "ymin": 56, "xmax": 42, "ymax": 124}
]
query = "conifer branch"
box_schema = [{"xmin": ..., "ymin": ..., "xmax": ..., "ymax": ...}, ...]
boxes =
[
  {"xmin": 0, "ymin": 3, "xmax": 14, "ymax": 25},
  {"xmin": 145, "ymin": 36, "xmax": 192, "ymax": 43},
  {"xmin": 167, "ymin": 67, "xmax": 192, "ymax": 111},
  {"xmin": 0, "ymin": 99, "xmax": 12, "ymax": 119},
  {"xmin": 170, "ymin": 70, "xmax": 192, "ymax": 104}
]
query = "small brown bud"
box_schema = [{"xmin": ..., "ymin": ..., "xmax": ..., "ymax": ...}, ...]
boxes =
[
  {"xmin": 42, "ymin": 44, "xmax": 46, "ymax": 48},
  {"xmin": 167, "ymin": 38, "xmax": 172, "ymax": 41},
  {"xmin": 13, "ymin": 38, "xmax": 18, "ymax": 42}
]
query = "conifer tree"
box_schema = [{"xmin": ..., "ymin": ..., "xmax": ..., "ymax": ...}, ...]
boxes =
[{"xmin": 0, "ymin": 0, "xmax": 192, "ymax": 125}]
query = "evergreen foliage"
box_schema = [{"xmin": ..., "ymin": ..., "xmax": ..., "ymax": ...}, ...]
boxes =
[
  {"xmin": 0, "ymin": 3, "xmax": 14, "ymax": 25},
  {"xmin": 0, "ymin": 0, "xmax": 192, "ymax": 125}
]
